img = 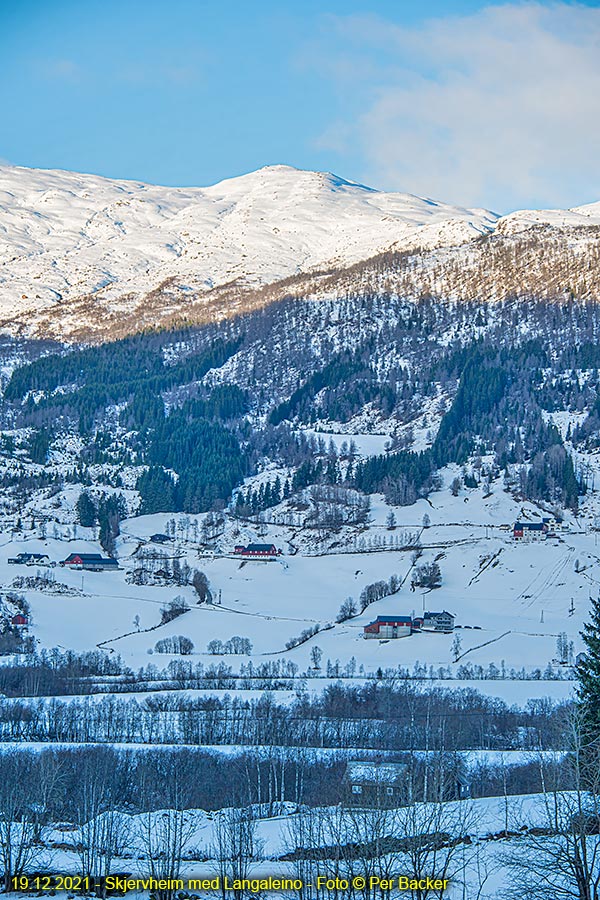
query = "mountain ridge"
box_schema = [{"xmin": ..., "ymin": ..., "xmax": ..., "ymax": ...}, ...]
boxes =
[{"xmin": 1, "ymin": 162, "xmax": 599, "ymax": 342}]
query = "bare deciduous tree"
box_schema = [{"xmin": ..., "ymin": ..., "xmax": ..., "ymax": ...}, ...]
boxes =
[
  {"xmin": 74, "ymin": 749, "xmax": 130, "ymax": 892},
  {"xmin": 505, "ymin": 714, "xmax": 600, "ymax": 900},
  {"xmin": 0, "ymin": 751, "xmax": 48, "ymax": 892},
  {"xmin": 212, "ymin": 806, "xmax": 262, "ymax": 900}
]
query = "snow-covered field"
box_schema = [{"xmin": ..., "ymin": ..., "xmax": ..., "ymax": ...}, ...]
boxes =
[
  {"xmin": 0, "ymin": 464, "xmax": 590, "ymax": 689},
  {"xmin": 15, "ymin": 791, "xmax": 592, "ymax": 900}
]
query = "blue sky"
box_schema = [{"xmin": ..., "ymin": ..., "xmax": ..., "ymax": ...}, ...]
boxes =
[{"xmin": 1, "ymin": 0, "xmax": 600, "ymax": 211}]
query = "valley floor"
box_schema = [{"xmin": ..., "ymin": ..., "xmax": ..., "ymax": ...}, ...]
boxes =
[
  {"xmin": 1, "ymin": 467, "xmax": 591, "ymax": 683},
  {"xmin": 1, "ymin": 465, "xmax": 596, "ymax": 899}
]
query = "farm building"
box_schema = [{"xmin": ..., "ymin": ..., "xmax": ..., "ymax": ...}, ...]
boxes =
[
  {"xmin": 413, "ymin": 611, "xmax": 456, "ymax": 633},
  {"xmin": 233, "ymin": 543, "xmax": 281, "ymax": 558},
  {"xmin": 60, "ymin": 553, "xmax": 120, "ymax": 571},
  {"xmin": 365, "ymin": 612, "xmax": 456, "ymax": 638},
  {"xmin": 11, "ymin": 614, "xmax": 28, "ymax": 626},
  {"xmin": 541, "ymin": 516, "xmax": 563, "ymax": 534},
  {"xmin": 364, "ymin": 615, "xmax": 413, "ymax": 639},
  {"xmin": 513, "ymin": 521, "xmax": 548, "ymax": 539},
  {"xmin": 346, "ymin": 762, "xmax": 409, "ymax": 807},
  {"xmin": 346, "ymin": 759, "xmax": 470, "ymax": 807},
  {"xmin": 150, "ymin": 533, "xmax": 173, "ymax": 544},
  {"xmin": 8, "ymin": 552, "xmax": 50, "ymax": 565}
]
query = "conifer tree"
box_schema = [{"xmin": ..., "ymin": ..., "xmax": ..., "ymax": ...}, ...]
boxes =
[
  {"xmin": 76, "ymin": 492, "xmax": 97, "ymax": 527},
  {"xmin": 576, "ymin": 595, "xmax": 600, "ymax": 734},
  {"xmin": 29, "ymin": 428, "xmax": 52, "ymax": 464}
]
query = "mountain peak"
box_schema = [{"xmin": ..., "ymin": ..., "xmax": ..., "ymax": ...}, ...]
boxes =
[
  {"xmin": 2, "ymin": 161, "xmax": 596, "ymax": 343},
  {"xmin": 0, "ymin": 162, "xmax": 499, "ymax": 339}
]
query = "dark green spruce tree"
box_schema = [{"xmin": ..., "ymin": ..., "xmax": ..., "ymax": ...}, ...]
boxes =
[
  {"xmin": 576, "ymin": 595, "xmax": 600, "ymax": 735},
  {"xmin": 76, "ymin": 491, "xmax": 97, "ymax": 527}
]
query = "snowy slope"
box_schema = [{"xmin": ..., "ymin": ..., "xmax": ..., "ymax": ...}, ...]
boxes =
[
  {"xmin": 0, "ymin": 164, "xmax": 498, "ymax": 336},
  {"xmin": 3, "ymin": 161, "xmax": 600, "ymax": 341},
  {"xmin": 497, "ymin": 199, "xmax": 600, "ymax": 234},
  {"xmin": 2, "ymin": 791, "xmax": 584, "ymax": 900},
  {"xmin": 3, "ymin": 468, "xmax": 590, "ymax": 692}
]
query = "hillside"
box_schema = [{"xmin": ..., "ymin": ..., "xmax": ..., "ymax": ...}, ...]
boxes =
[
  {"xmin": 1, "ymin": 286, "xmax": 600, "ymax": 686},
  {"xmin": 0, "ymin": 163, "xmax": 496, "ymax": 340},
  {"xmin": 1, "ymin": 475, "xmax": 592, "ymax": 686},
  {"xmin": 3, "ymin": 167, "xmax": 600, "ymax": 897},
  {"xmin": 2, "ymin": 162, "xmax": 600, "ymax": 343}
]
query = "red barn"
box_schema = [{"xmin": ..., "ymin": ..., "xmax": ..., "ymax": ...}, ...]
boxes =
[
  {"xmin": 513, "ymin": 522, "xmax": 547, "ymax": 540},
  {"xmin": 60, "ymin": 552, "xmax": 120, "ymax": 570},
  {"xmin": 364, "ymin": 615, "xmax": 413, "ymax": 639},
  {"xmin": 11, "ymin": 614, "xmax": 28, "ymax": 626},
  {"xmin": 233, "ymin": 544, "xmax": 281, "ymax": 558}
]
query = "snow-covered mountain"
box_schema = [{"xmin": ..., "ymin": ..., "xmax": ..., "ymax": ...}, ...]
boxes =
[
  {"xmin": 497, "ymin": 199, "xmax": 600, "ymax": 234},
  {"xmin": 0, "ymin": 163, "xmax": 496, "ymax": 339},
  {"xmin": 1, "ymin": 161, "xmax": 599, "ymax": 341}
]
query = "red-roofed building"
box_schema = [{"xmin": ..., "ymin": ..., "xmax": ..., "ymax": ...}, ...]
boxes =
[
  {"xmin": 233, "ymin": 544, "xmax": 281, "ymax": 558},
  {"xmin": 364, "ymin": 616, "xmax": 413, "ymax": 639}
]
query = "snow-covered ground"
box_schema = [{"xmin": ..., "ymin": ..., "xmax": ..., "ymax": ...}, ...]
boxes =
[
  {"xmin": 0, "ymin": 429, "xmax": 593, "ymax": 900},
  {"xmin": 15, "ymin": 791, "xmax": 591, "ymax": 900},
  {"xmin": 0, "ymin": 464, "xmax": 591, "ymax": 688},
  {"xmin": 0, "ymin": 164, "xmax": 498, "ymax": 337}
]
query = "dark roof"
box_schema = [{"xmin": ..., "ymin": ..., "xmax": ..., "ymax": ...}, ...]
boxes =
[
  {"xmin": 514, "ymin": 521, "xmax": 545, "ymax": 530},
  {"xmin": 150, "ymin": 533, "xmax": 172, "ymax": 542},
  {"xmin": 424, "ymin": 610, "xmax": 455, "ymax": 618},
  {"xmin": 65, "ymin": 553, "xmax": 104, "ymax": 561},
  {"xmin": 245, "ymin": 543, "xmax": 277, "ymax": 552},
  {"xmin": 64, "ymin": 553, "xmax": 118, "ymax": 565},
  {"xmin": 373, "ymin": 615, "xmax": 412, "ymax": 623}
]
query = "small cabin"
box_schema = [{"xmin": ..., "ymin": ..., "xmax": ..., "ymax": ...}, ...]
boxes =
[
  {"xmin": 346, "ymin": 762, "xmax": 409, "ymax": 807},
  {"xmin": 11, "ymin": 614, "xmax": 28, "ymax": 627},
  {"xmin": 150, "ymin": 533, "xmax": 172, "ymax": 544}
]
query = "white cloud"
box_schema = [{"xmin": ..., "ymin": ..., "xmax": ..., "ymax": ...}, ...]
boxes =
[{"xmin": 312, "ymin": 3, "xmax": 600, "ymax": 211}]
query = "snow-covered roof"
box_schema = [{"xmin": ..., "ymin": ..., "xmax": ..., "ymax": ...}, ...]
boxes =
[
  {"xmin": 347, "ymin": 762, "xmax": 408, "ymax": 783},
  {"xmin": 423, "ymin": 610, "xmax": 455, "ymax": 618}
]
